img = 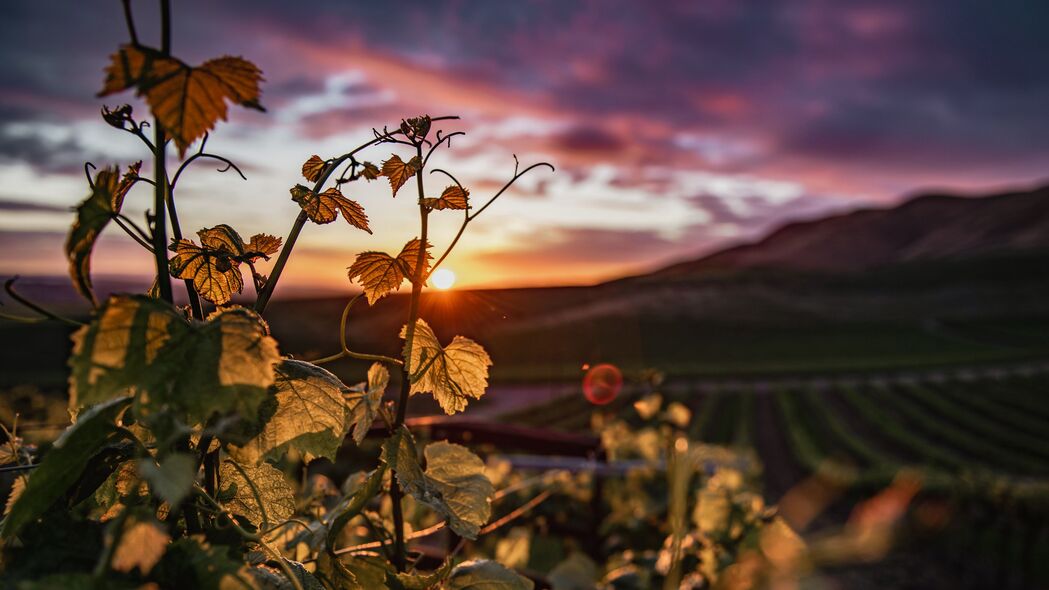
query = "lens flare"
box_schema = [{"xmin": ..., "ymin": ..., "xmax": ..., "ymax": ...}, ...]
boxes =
[
  {"xmin": 583, "ymin": 363, "xmax": 622, "ymax": 405},
  {"xmin": 432, "ymin": 268, "xmax": 456, "ymax": 290}
]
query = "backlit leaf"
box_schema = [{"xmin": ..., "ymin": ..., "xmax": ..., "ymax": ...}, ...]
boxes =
[
  {"xmin": 347, "ymin": 252, "xmax": 402, "ymax": 305},
  {"xmin": 111, "ymin": 519, "xmax": 170, "ymax": 574},
  {"xmin": 382, "ymin": 428, "xmax": 493, "ymax": 539},
  {"xmin": 245, "ymin": 233, "xmax": 282, "ymax": 262},
  {"xmin": 346, "ymin": 362, "xmax": 389, "ymax": 445},
  {"xmin": 69, "ymin": 295, "xmax": 279, "ymax": 424},
  {"xmin": 169, "ymin": 239, "xmax": 243, "ymax": 305},
  {"xmin": 444, "ymin": 559, "xmax": 534, "ymax": 590},
  {"xmin": 66, "ymin": 165, "xmax": 139, "ymax": 305},
  {"xmin": 290, "ymin": 185, "xmax": 371, "ymax": 233},
  {"xmin": 99, "ymin": 44, "xmax": 264, "ymax": 156},
  {"xmin": 1, "ymin": 397, "xmax": 131, "ymax": 539},
  {"xmin": 422, "ymin": 185, "xmax": 470, "ymax": 211},
  {"xmin": 227, "ymin": 360, "xmax": 354, "ymax": 465},
  {"xmin": 397, "ymin": 237, "xmax": 432, "ymax": 282},
  {"xmin": 251, "ymin": 559, "xmax": 324, "ymax": 590},
  {"xmin": 359, "ymin": 162, "xmax": 380, "ymax": 180},
  {"xmin": 198, "ymin": 223, "xmax": 246, "ymax": 253},
  {"xmin": 380, "ymin": 154, "xmax": 421, "ymax": 197},
  {"xmin": 400, "ymin": 319, "xmax": 492, "ymax": 415},
  {"xmin": 301, "ymin": 155, "xmax": 326, "ymax": 182},
  {"xmin": 219, "ymin": 459, "xmax": 295, "ymax": 530}
]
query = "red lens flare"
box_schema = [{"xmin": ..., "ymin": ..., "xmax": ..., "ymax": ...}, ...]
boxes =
[{"xmin": 583, "ymin": 363, "xmax": 622, "ymax": 405}]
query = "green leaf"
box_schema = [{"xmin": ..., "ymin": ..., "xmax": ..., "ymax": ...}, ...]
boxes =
[
  {"xmin": 219, "ymin": 459, "xmax": 295, "ymax": 530},
  {"xmin": 444, "ymin": 559, "xmax": 534, "ymax": 590},
  {"xmin": 150, "ymin": 537, "xmax": 257, "ymax": 590},
  {"xmin": 400, "ymin": 319, "xmax": 492, "ymax": 415},
  {"xmin": 547, "ymin": 553, "xmax": 598, "ymax": 590},
  {"xmin": 137, "ymin": 452, "xmax": 197, "ymax": 507},
  {"xmin": 346, "ymin": 362, "xmax": 389, "ymax": 445},
  {"xmin": 65, "ymin": 164, "xmax": 140, "ymax": 305},
  {"xmin": 325, "ymin": 467, "xmax": 385, "ymax": 550},
  {"xmin": 1, "ymin": 396, "xmax": 131, "ymax": 539},
  {"xmin": 495, "ymin": 527, "xmax": 530, "ymax": 570},
  {"xmin": 382, "ymin": 428, "xmax": 493, "ymax": 539},
  {"xmin": 69, "ymin": 295, "xmax": 280, "ymax": 424},
  {"xmin": 227, "ymin": 360, "xmax": 354, "ymax": 465}
]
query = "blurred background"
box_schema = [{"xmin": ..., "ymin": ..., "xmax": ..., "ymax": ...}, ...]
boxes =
[{"xmin": 2, "ymin": 2, "xmax": 1049, "ymax": 588}]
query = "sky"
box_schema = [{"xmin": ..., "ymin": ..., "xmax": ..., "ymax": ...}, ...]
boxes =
[{"xmin": 1, "ymin": 1, "xmax": 1048, "ymax": 295}]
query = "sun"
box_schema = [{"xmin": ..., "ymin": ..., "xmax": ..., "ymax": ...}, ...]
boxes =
[{"xmin": 431, "ymin": 268, "xmax": 456, "ymax": 290}]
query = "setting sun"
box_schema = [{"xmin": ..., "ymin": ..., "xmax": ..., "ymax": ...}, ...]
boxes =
[{"xmin": 431, "ymin": 268, "xmax": 456, "ymax": 290}]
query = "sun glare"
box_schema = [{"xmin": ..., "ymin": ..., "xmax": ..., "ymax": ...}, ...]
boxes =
[{"xmin": 432, "ymin": 268, "xmax": 456, "ymax": 290}]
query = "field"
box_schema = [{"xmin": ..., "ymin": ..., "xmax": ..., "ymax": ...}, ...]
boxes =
[{"xmin": 504, "ymin": 370, "xmax": 1049, "ymax": 588}]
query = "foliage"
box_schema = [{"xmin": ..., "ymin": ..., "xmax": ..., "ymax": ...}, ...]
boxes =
[{"xmin": 0, "ymin": 1, "xmax": 553, "ymax": 588}]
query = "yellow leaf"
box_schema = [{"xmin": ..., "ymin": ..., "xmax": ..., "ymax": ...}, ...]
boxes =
[
  {"xmin": 227, "ymin": 360, "xmax": 355, "ymax": 465},
  {"xmin": 422, "ymin": 185, "xmax": 470, "ymax": 211},
  {"xmin": 346, "ymin": 362, "xmax": 389, "ymax": 445},
  {"xmin": 99, "ymin": 44, "xmax": 265, "ymax": 156},
  {"xmin": 301, "ymin": 154, "xmax": 325, "ymax": 182},
  {"xmin": 380, "ymin": 154, "xmax": 421, "ymax": 197},
  {"xmin": 290, "ymin": 185, "xmax": 371, "ymax": 233},
  {"xmin": 169, "ymin": 239, "xmax": 244, "ymax": 305},
  {"xmin": 4, "ymin": 475, "xmax": 26, "ymax": 517},
  {"xmin": 360, "ymin": 162, "xmax": 380, "ymax": 180},
  {"xmin": 245, "ymin": 233, "xmax": 282, "ymax": 261},
  {"xmin": 400, "ymin": 319, "xmax": 492, "ymax": 415},
  {"xmin": 219, "ymin": 460, "xmax": 295, "ymax": 530},
  {"xmin": 347, "ymin": 252, "xmax": 404, "ymax": 305},
  {"xmin": 66, "ymin": 164, "xmax": 140, "ymax": 305},
  {"xmin": 112, "ymin": 520, "xmax": 170, "ymax": 574},
  {"xmin": 397, "ymin": 238, "xmax": 432, "ymax": 282}
]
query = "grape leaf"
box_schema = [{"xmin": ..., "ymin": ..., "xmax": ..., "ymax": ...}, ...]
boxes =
[
  {"xmin": 444, "ymin": 559, "xmax": 534, "ymax": 590},
  {"xmin": 65, "ymin": 164, "xmax": 140, "ymax": 305},
  {"xmin": 218, "ymin": 459, "xmax": 295, "ymax": 530},
  {"xmin": 111, "ymin": 519, "xmax": 170, "ymax": 574},
  {"xmin": 347, "ymin": 239, "xmax": 430, "ymax": 304},
  {"xmin": 4, "ymin": 475, "xmax": 26, "ymax": 517},
  {"xmin": 246, "ymin": 233, "xmax": 282, "ymax": 261},
  {"xmin": 69, "ymin": 295, "xmax": 280, "ymax": 424},
  {"xmin": 1, "ymin": 397, "xmax": 132, "ymax": 540},
  {"xmin": 400, "ymin": 115, "xmax": 431, "ymax": 141},
  {"xmin": 397, "ymin": 237, "xmax": 432, "ymax": 282},
  {"xmin": 359, "ymin": 162, "xmax": 380, "ymax": 180},
  {"xmin": 169, "ymin": 239, "xmax": 243, "ymax": 304},
  {"xmin": 290, "ymin": 185, "xmax": 371, "ymax": 233},
  {"xmin": 382, "ymin": 428, "xmax": 493, "ymax": 539},
  {"xmin": 99, "ymin": 44, "xmax": 264, "ymax": 156},
  {"xmin": 423, "ymin": 185, "xmax": 470, "ymax": 211},
  {"xmin": 301, "ymin": 155, "xmax": 326, "ymax": 182},
  {"xmin": 346, "ymin": 362, "xmax": 389, "ymax": 445},
  {"xmin": 380, "ymin": 154, "xmax": 421, "ymax": 197},
  {"xmin": 400, "ymin": 319, "xmax": 492, "ymax": 415},
  {"xmin": 227, "ymin": 360, "xmax": 355, "ymax": 465},
  {"xmin": 250, "ymin": 559, "xmax": 324, "ymax": 590}
]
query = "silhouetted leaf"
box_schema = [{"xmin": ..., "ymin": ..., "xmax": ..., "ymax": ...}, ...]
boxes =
[
  {"xmin": 99, "ymin": 44, "xmax": 265, "ymax": 156},
  {"xmin": 346, "ymin": 362, "xmax": 388, "ymax": 445},
  {"xmin": 380, "ymin": 154, "xmax": 421, "ymax": 197},
  {"xmin": 382, "ymin": 428, "xmax": 493, "ymax": 539},
  {"xmin": 227, "ymin": 360, "xmax": 354, "ymax": 465},
  {"xmin": 69, "ymin": 295, "xmax": 280, "ymax": 424},
  {"xmin": 218, "ymin": 460, "xmax": 295, "ymax": 530},
  {"xmin": 400, "ymin": 115, "xmax": 431, "ymax": 141},
  {"xmin": 423, "ymin": 185, "xmax": 470, "ymax": 211},
  {"xmin": 1, "ymin": 397, "xmax": 131, "ymax": 540},
  {"xmin": 400, "ymin": 319, "xmax": 491, "ymax": 415},
  {"xmin": 66, "ymin": 164, "xmax": 140, "ymax": 305},
  {"xmin": 301, "ymin": 155, "xmax": 325, "ymax": 183},
  {"xmin": 290, "ymin": 185, "xmax": 371, "ymax": 233},
  {"xmin": 445, "ymin": 559, "xmax": 533, "ymax": 590}
]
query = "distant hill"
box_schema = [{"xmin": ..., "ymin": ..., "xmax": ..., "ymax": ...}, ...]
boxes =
[{"xmin": 646, "ymin": 184, "xmax": 1049, "ymax": 278}]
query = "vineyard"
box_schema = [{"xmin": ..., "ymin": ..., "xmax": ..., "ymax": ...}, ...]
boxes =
[{"xmin": 505, "ymin": 370, "xmax": 1049, "ymax": 588}]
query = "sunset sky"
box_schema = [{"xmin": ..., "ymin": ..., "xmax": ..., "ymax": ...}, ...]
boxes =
[{"xmin": 1, "ymin": 1, "xmax": 1048, "ymax": 294}]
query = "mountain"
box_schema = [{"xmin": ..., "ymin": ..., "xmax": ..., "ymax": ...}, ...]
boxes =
[{"xmin": 646, "ymin": 183, "xmax": 1049, "ymax": 278}]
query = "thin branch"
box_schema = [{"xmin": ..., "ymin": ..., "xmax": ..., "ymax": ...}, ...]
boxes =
[
  {"xmin": 479, "ymin": 489, "xmax": 553, "ymax": 536},
  {"xmin": 120, "ymin": 0, "xmax": 139, "ymax": 45},
  {"xmin": 115, "ymin": 212, "xmax": 153, "ymax": 243},
  {"xmin": 470, "ymin": 160, "xmax": 554, "ymax": 221},
  {"xmin": 422, "ymin": 130, "xmax": 465, "ymax": 169},
  {"xmin": 84, "ymin": 162, "xmax": 97, "ymax": 188},
  {"xmin": 113, "ymin": 215, "xmax": 155, "ymax": 252},
  {"xmin": 170, "ymin": 133, "xmax": 248, "ymax": 190},
  {"xmin": 305, "ymin": 295, "xmax": 403, "ymax": 366},
  {"xmin": 4, "ymin": 277, "xmax": 83, "ymax": 326}
]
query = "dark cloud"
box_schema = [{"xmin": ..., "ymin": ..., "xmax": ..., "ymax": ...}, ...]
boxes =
[
  {"xmin": 0, "ymin": 199, "xmax": 69, "ymax": 213},
  {"xmin": 552, "ymin": 126, "xmax": 624, "ymax": 154},
  {"xmin": 475, "ymin": 227, "xmax": 678, "ymax": 266}
]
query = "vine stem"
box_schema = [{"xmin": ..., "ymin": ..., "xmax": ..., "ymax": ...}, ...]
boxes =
[
  {"xmin": 151, "ymin": 0, "xmax": 173, "ymax": 304},
  {"xmin": 306, "ymin": 294, "xmax": 403, "ymax": 366}
]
